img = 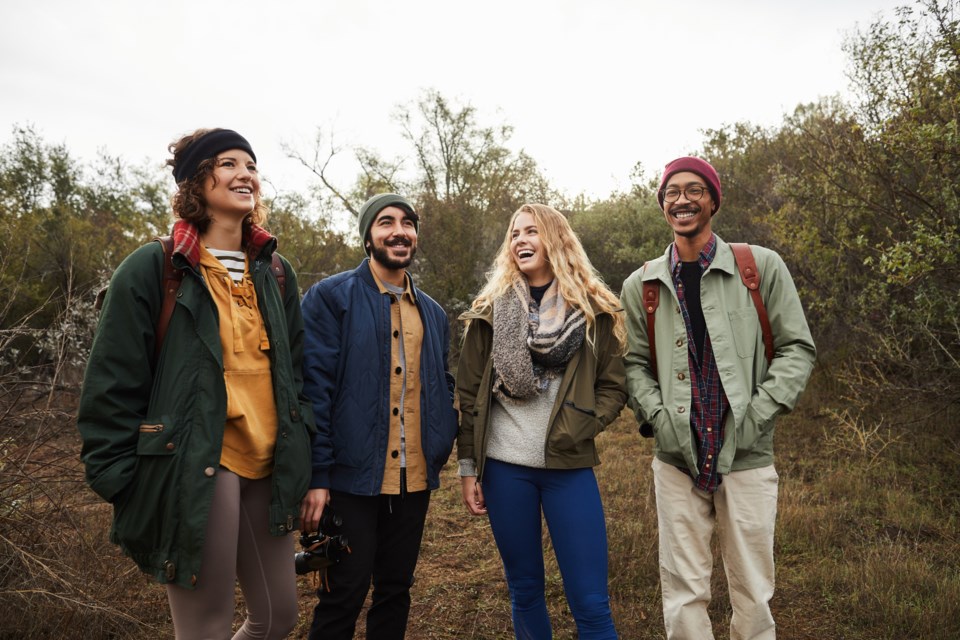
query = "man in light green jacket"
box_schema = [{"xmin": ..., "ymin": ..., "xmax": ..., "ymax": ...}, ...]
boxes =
[{"xmin": 621, "ymin": 156, "xmax": 815, "ymax": 640}]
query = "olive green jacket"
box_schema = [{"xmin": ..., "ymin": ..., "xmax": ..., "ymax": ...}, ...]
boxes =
[
  {"xmin": 77, "ymin": 237, "xmax": 315, "ymax": 589},
  {"xmin": 621, "ymin": 236, "xmax": 816, "ymax": 475},
  {"xmin": 456, "ymin": 306, "xmax": 626, "ymax": 478}
]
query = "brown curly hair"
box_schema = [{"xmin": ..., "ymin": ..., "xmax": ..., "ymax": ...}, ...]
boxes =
[{"xmin": 166, "ymin": 128, "xmax": 268, "ymax": 233}]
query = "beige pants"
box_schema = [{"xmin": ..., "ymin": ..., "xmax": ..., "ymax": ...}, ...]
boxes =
[
  {"xmin": 166, "ymin": 469, "xmax": 298, "ymax": 640},
  {"xmin": 653, "ymin": 458, "xmax": 779, "ymax": 640}
]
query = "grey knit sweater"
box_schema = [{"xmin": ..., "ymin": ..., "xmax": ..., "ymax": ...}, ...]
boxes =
[{"xmin": 458, "ymin": 374, "xmax": 561, "ymax": 476}]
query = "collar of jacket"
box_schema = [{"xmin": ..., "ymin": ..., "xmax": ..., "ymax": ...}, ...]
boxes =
[
  {"xmin": 356, "ymin": 258, "xmax": 419, "ymax": 304},
  {"xmin": 170, "ymin": 219, "xmax": 277, "ymax": 269},
  {"xmin": 643, "ymin": 233, "xmax": 738, "ymax": 283}
]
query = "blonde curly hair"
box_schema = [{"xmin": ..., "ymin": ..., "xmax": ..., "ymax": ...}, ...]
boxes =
[{"xmin": 470, "ymin": 203, "xmax": 626, "ymax": 352}]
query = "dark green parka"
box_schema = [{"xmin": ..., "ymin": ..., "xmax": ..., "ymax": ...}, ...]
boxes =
[{"xmin": 77, "ymin": 228, "xmax": 315, "ymax": 589}]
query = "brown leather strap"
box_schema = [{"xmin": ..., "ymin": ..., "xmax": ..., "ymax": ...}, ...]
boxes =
[
  {"xmin": 271, "ymin": 252, "xmax": 286, "ymax": 300},
  {"xmin": 729, "ymin": 243, "xmax": 774, "ymax": 364},
  {"xmin": 641, "ymin": 262, "xmax": 660, "ymax": 379},
  {"xmin": 155, "ymin": 236, "xmax": 183, "ymax": 363}
]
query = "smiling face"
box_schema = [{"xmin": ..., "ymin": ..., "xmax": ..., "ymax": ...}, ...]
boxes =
[
  {"xmin": 662, "ymin": 171, "xmax": 715, "ymax": 243},
  {"xmin": 510, "ymin": 211, "xmax": 553, "ymax": 286},
  {"xmin": 202, "ymin": 149, "xmax": 259, "ymax": 220},
  {"xmin": 367, "ymin": 205, "xmax": 418, "ymax": 272}
]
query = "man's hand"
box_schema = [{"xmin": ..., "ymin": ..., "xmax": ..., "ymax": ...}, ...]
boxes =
[
  {"xmin": 460, "ymin": 476, "xmax": 487, "ymax": 516},
  {"xmin": 300, "ymin": 487, "xmax": 330, "ymax": 532}
]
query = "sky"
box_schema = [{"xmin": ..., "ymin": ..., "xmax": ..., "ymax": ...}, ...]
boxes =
[{"xmin": 1, "ymin": 0, "xmax": 908, "ymax": 204}]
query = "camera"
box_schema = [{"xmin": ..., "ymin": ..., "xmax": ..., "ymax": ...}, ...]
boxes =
[{"xmin": 295, "ymin": 508, "xmax": 350, "ymax": 575}]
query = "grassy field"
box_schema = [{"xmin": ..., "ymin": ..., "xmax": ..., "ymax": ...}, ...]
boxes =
[{"xmin": 1, "ymin": 370, "xmax": 958, "ymax": 639}]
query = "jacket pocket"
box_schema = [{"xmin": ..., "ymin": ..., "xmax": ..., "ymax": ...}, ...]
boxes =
[
  {"xmin": 551, "ymin": 402, "xmax": 601, "ymax": 452},
  {"xmin": 652, "ymin": 409, "xmax": 685, "ymax": 459},
  {"xmin": 563, "ymin": 400, "xmax": 597, "ymax": 417},
  {"xmin": 728, "ymin": 307, "xmax": 758, "ymax": 358},
  {"xmin": 136, "ymin": 423, "xmax": 178, "ymax": 455},
  {"xmin": 735, "ymin": 404, "xmax": 766, "ymax": 454},
  {"xmin": 113, "ymin": 419, "xmax": 181, "ymax": 555}
]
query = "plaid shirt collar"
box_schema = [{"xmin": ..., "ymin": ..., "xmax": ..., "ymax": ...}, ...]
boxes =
[
  {"xmin": 171, "ymin": 219, "xmax": 275, "ymax": 268},
  {"xmin": 669, "ymin": 233, "xmax": 718, "ymax": 278}
]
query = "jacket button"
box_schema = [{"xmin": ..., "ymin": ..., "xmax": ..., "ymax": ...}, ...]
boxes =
[
  {"xmin": 204, "ymin": 467, "xmax": 216, "ymax": 477},
  {"xmin": 391, "ymin": 450, "xmax": 399, "ymax": 458},
  {"xmin": 395, "ymin": 366, "xmax": 402, "ymax": 375},
  {"xmin": 166, "ymin": 442, "xmax": 175, "ymax": 451},
  {"xmin": 191, "ymin": 575, "xmax": 197, "ymax": 586},
  {"xmin": 393, "ymin": 407, "xmax": 399, "ymax": 416},
  {"xmin": 676, "ymin": 338, "xmax": 684, "ymax": 347},
  {"xmin": 677, "ymin": 407, "xmax": 686, "ymax": 414},
  {"xmin": 290, "ymin": 408, "xmax": 299, "ymax": 420},
  {"xmin": 677, "ymin": 372, "xmax": 685, "ymax": 381},
  {"xmin": 393, "ymin": 330, "xmax": 399, "ymax": 338}
]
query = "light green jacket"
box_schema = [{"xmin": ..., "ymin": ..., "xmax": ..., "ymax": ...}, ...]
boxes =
[{"xmin": 620, "ymin": 236, "xmax": 816, "ymax": 475}]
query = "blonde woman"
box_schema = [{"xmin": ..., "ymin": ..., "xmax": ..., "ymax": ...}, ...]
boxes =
[{"xmin": 456, "ymin": 203, "xmax": 627, "ymax": 639}]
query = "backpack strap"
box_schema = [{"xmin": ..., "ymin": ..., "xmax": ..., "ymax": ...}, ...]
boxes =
[
  {"xmin": 270, "ymin": 252, "xmax": 286, "ymax": 300},
  {"xmin": 155, "ymin": 236, "xmax": 183, "ymax": 363},
  {"xmin": 641, "ymin": 262, "xmax": 661, "ymax": 379},
  {"xmin": 729, "ymin": 243, "xmax": 774, "ymax": 364}
]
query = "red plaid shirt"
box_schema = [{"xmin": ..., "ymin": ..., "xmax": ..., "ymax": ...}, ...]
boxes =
[
  {"xmin": 670, "ymin": 234, "xmax": 729, "ymax": 493},
  {"xmin": 171, "ymin": 219, "xmax": 275, "ymax": 267}
]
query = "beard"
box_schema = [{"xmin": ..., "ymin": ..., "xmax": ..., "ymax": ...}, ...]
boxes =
[{"xmin": 370, "ymin": 238, "xmax": 417, "ymax": 270}]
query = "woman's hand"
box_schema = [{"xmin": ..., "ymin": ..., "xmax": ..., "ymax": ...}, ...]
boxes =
[
  {"xmin": 299, "ymin": 487, "xmax": 330, "ymax": 533},
  {"xmin": 460, "ymin": 476, "xmax": 487, "ymax": 516}
]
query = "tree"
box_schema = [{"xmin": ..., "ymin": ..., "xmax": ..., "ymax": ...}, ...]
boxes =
[
  {"xmin": 0, "ymin": 125, "xmax": 169, "ymax": 371},
  {"xmin": 290, "ymin": 90, "xmax": 555, "ymax": 339},
  {"xmin": 567, "ymin": 169, "xmax": 672, "ymax": 293}
]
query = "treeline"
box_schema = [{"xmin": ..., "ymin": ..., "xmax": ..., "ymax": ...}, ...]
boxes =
[{"xmin": 1, "ymin": 0, "xmax": 957, "ymax": 420}]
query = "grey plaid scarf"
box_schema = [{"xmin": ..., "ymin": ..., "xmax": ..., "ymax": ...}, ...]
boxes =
[{"xmin": 492, "ymin": 276, "xmax": 585, "ymax": 401}]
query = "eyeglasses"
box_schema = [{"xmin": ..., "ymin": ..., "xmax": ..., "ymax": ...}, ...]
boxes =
[{"xmin": 661, "ymin": 185, "xmax": 709, "ymax": 203}]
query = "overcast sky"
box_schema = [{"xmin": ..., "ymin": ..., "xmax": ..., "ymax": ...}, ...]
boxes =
[{"xmin": 1, "ymin": 0, "xmax": 906, "ymax": 203}]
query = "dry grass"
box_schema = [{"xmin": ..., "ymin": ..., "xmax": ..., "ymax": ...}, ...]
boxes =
[{"xmin": 2, "ymin": 370, "xmax": 958, "ymax": 639}]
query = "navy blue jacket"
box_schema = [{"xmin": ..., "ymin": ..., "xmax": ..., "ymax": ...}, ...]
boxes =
[{"xmin": 301, "ymin": 259, "xmax": 458, "ymax": 495}]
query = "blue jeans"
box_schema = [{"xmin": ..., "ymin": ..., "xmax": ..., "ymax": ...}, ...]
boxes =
[{"xmin": 483, "ymin": 458, "xmax": 618, "ymax": 640}]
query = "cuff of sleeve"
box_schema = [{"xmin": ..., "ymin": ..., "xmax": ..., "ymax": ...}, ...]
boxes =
[
  {"xmin": 310, "ymin": 468, "xmax": 330, "ymax": 489},
  {"xmin": 457, "ymin": 458, "xmax": 477, "ymax": 477}
]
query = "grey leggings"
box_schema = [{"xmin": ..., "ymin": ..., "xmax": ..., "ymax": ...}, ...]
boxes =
[{"xmin": 166, "ymin": 469, "xmax": 298, "ymax": 640}]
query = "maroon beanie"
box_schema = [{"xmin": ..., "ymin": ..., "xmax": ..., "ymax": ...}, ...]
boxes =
[{"xmin": 657, "ymin": 156, "xmax": 722, "ymax": 213}]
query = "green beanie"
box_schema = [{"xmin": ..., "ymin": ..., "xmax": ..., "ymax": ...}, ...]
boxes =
[{"xmin": 357, "ymin": 193, "xmax": 418, "ymax": 255}]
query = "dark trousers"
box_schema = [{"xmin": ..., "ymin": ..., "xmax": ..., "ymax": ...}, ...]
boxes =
[{"xmin": 308, "ymin": 489, "xmax": 431, "ymax": 640}]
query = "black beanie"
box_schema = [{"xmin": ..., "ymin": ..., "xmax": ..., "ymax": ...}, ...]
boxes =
[{"xmin": 172, "ymin": 129, "xmax": 256, "ymax": 184}]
